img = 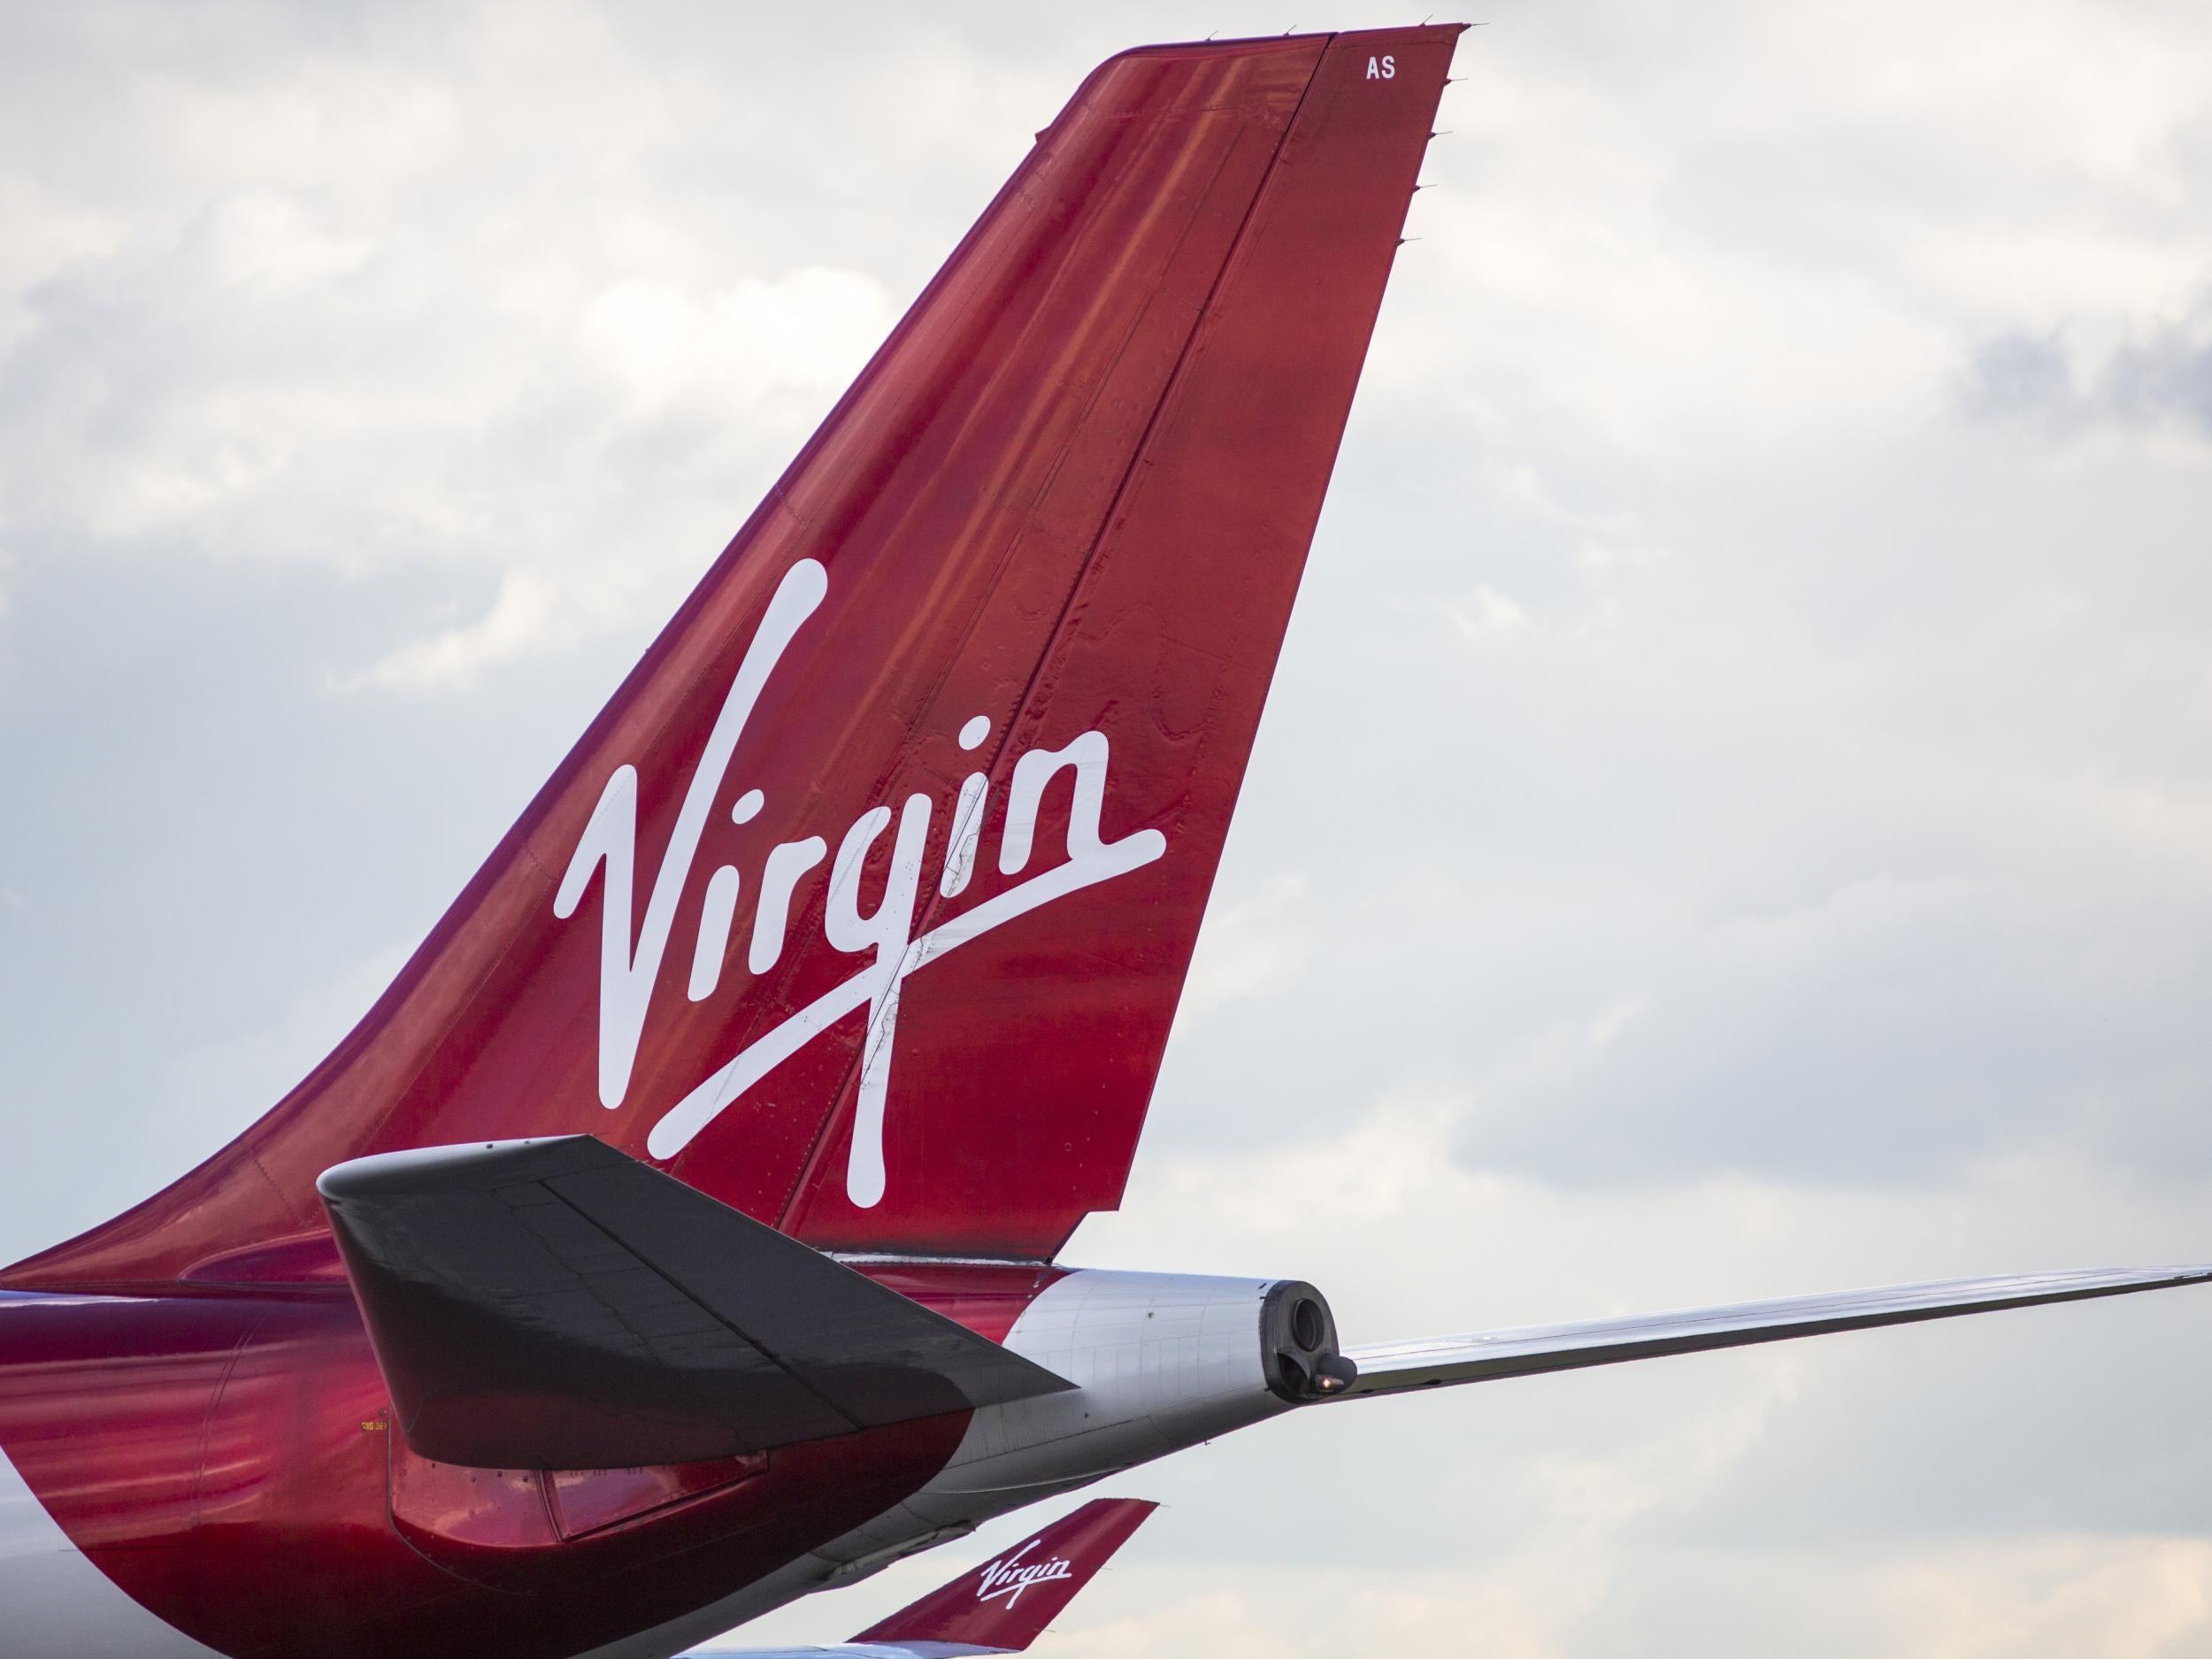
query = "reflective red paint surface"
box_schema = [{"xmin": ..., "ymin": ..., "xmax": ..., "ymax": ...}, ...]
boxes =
[
  {"xmin": 0, "ymin": 25, "xmax": 1458, "ymax": 1658},
  {"xmin": 0, "ymin": 1290, "xmax": 968, "ymax": 1657},
  {"xmin": 854, "ymin": 1497, "xmax": 1158, "ymax": 1650},
  {"xmin": 9, "ymin": 27, "xmax": 1455, "ymax": 1287}
]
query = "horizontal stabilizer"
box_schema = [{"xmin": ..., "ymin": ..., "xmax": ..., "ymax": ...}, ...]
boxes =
[
  {"xmin": 849, "ymin": 1498, "xmax": 1157, "ymax": 1654},
  {"xmin": 318, "ymin": 1136, "xmax": 1073, "ymax": 1469},
  {"xmin": 1339, "ymin": 1264, "xmax": 2212, "ymax": 1399}
]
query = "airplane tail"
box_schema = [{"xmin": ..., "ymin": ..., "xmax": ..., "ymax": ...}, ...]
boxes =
[
  {"xmin": 7, "ymin": 27, "xmax": 1462, "ymax": 1287},
  {"xmin": 848, "ymin": 1499, "xmax": 1156, "ymax": 1654}
]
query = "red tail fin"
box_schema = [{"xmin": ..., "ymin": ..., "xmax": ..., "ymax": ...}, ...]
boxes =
[
  {"xmin": 851, "ymin": 1499, "xmax": 1156, "ymax": 1652},
  {"xmin": 8, "ymin": 27, "xmax": 1461, "ymax": 1286}
]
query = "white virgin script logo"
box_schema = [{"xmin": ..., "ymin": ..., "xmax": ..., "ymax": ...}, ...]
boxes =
[
  {"xmin": 553, "ymin": 557, "xmax": 1166, "ymax": 1208},
  {"xmin": 974, "ymin": 1539, "xmax": 1074, "ymax": 1609}
]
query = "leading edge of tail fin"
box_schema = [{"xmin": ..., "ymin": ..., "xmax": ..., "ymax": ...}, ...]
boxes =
[
  {"xmin": 849, "ymin": 1499, "xmax": 1157, "ymax": 1654},
  {"xmin": 8, "ymin": 26, "xmax": 1463, "ymax": 1286}
]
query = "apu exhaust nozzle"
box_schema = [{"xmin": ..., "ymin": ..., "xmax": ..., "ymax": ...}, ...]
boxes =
[{"xmin": 1260, "ymin": 1280, "xmax": 1359, "ymax": 1402}]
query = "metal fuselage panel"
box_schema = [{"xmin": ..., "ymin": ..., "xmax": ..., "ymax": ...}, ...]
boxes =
[
  {"xmin": 0, "ymin": 1292, "xmax": 971, "ymax": 1659},
  {"xmin": 0, "ymin": 24, "xmax": 1452, "ymax": 1659},
  {"xmin": 575, "ymin": 1271, "xmax": 1300, "ymax": 1659},
  {"xmin": 0, "ymin": 1270, "xmax": 1303, "ymax": 1659}
]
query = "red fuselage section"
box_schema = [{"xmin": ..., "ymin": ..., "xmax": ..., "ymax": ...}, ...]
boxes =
[{"xmin": 0, "ymin": 1265, "xmax": 1061, "ymax": 1657}]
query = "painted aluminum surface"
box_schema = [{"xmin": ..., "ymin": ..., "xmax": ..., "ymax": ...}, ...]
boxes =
[
  {"xmin": 566, "ymin": 1271, "xmax": 1305, "ymax": 1659},
  {"xmin": 1337, "ymin": 1264, "xmax": 2212, "ymax": 1395},
  {"xmin": 0, "ymin": 1269, "xmax": 1302, "ymax": 1659},
  {"xmin": 0, "ymin": 1286, "xmax": 973, "ymax": 1658},
  {"xmin": 4, "ymin": 21, "xmax": 2208, "ymax": 1659},
  {"xmin": 6, "ymin": 23, "xmax": 1462, "ymax": 1291},
  {"xmin": 849, "ymin": 1497, "xmax": 1156, "ymax": 1651},
  {"xmin": 0, "ymin": 31, "xmax": 1459, "ymax": 1648},
  {"xmin": 319, "ymin": 1137, "xmax": 1070, "ymax": 1470},
  {"xmin": 0, "ymin": 1352, "xmax": 225, "ymax": 1659}
]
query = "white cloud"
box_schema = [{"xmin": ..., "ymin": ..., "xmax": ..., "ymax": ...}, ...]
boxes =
[
  {"xmin": 1176, "ymin": 873, "xmax": 1317, "ymax": 1026},
  {"xmin": 0, "ymin": 4, "xmax": 909, "ymax": 695},
  {"xmin": 341, "ymin": 567, "xmax": 572, "ymax": 694},
  {"xmin": 11, "ymin": 4, "xmax": 2212, "ymax": 1656},
  {"xmin": 1876, "ymin": 1537, "xmax": 2212, "ymax": 1659},
  {"xmin": 580, "ymin": 265, "xmax": 895, "ymax": 419},
  {"xmin": 1444, "ymin": 582, "xmax": 1532, "ymax": 644}
]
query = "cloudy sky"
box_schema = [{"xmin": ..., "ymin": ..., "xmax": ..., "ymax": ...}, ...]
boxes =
[{"xmin": 6, "ymin": 2, "xmax": 2212, "ymax": 1655}]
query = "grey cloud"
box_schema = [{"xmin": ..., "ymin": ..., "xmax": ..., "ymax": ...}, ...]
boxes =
[
  {"xmin": 11, "ymin": 4, "xmax": 2212, "ymax": 1656},
  {"xmin": 1962, "ymin": 301, "xmax": 2212, "ymax": 438},
  {"xmin": 1962, "ymin": 329, "xmax": 2076, "ymax": 419},
  {"xmin": 2108, "ymin": 309, "xmax": 2212, "ymax": 435}
]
